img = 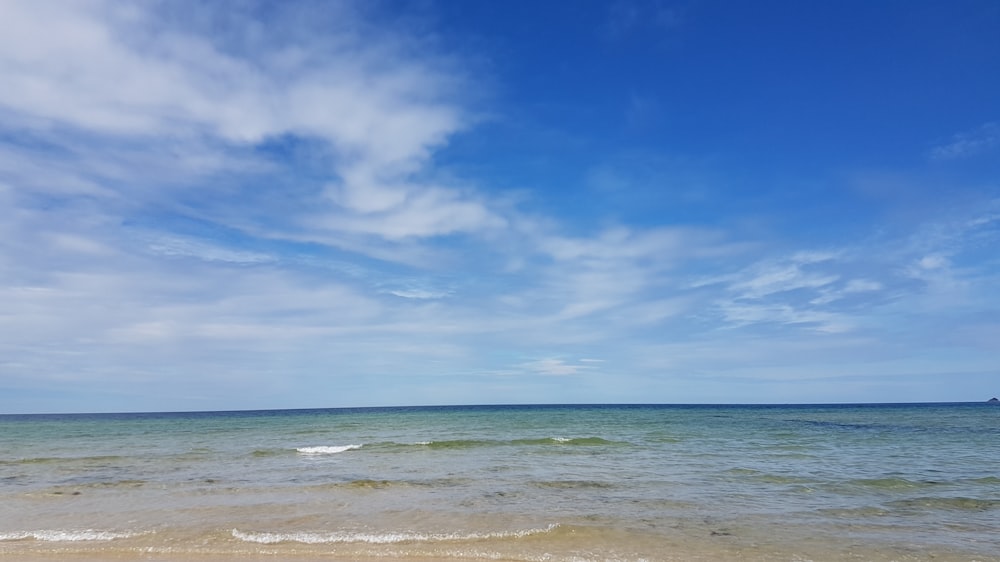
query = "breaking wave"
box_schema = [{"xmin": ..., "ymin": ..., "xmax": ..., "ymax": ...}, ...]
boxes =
[
  {"xmin": 295, "ymin": 444, "xmax": 362, "ymax": 455},
  {"xmin": 0, "ymin": 529, "xmax": 140, "ymax": 542},
  {"xmin": 231, "ymin": 524, "xmax": 559, "ymax": 545}
]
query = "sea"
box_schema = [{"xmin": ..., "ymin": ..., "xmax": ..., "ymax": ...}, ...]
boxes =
[{"xmin": 1, "ymin": 403, "xmax": 998, "ymax": 561}]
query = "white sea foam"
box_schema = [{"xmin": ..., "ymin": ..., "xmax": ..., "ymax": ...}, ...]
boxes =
[
  {"xmin": 295, "ymin": 444, "xmax": 362, "ymax": 455},
  {"xmin": 551, "ymin": 437, "xmax": 572, "ymax": 443},
  {"xmin": 0, "ymin": 529, "xmax": 139, "ymax": 542},
  {"xmin": 232, "ymin": 524, "xmax": 559, "ymax": 545}
]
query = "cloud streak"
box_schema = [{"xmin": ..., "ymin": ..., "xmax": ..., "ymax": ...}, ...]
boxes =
[
  {"xmin": 930, "ymin": 122, "xmax": 1000, "ymax": 160},
  {"xmin": 1, "ymin": 0, "xmax": 499, "ymax": 249}
]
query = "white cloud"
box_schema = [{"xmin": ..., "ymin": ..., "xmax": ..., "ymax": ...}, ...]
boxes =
[
  {"xmin": 918, "ymin": 254, "xmax": 949, "ymax": 270},
  {"xmin": 716, "ymin": 301, "xmax": 854, "ymax": 333},
  {"xmin": 0, "ymin": 0, "xmax": 497, "ymax": 246},
  {"xmin": 896, "ymin": 207, "xmax": 1000, "ymax": 302},
  {"xmin": 810, "ymin": 278, "xmax": 882, "ymax": 305},
  {"xmin": 318, "ymin": 183, "xmax": 506, "ymax": 240},
  {"xmin": 713, "ymin": 251, "xmax": 888, "ymax": 333},
  {"xmin": 0, "ymin": 0, "xmax": 511, "ymax": 408},
  {"xmin": 519, "ymin": 358, "xmax": 596, "ymax": 376},
  {"xmin": 384, "ymin": 287, "xmax": 452, "ymax": 300},
  {"xmin": 602, "ymin": 0, "xmax": 681, "ymax": 40},
  {"xmin": 539, "ymin": 225, "xmax": 727, "ymax": 263},
  {"xmin": 145, "ymin": 236, "xmax": 274, "ymax": 264},
  {"xmin": 527, "ymin": 225, "xmax": 734, "ymax": 321},
  {"xmin": 930, "ymin": 122, "xmax": 999, "ymax": 160},
  {"xmin": 728, "ymin": 252, "xmax": 840, "ymax": 300},
  {"xmin": 844, "ymin": 279, "xmax": 882, "ymax": 293}
]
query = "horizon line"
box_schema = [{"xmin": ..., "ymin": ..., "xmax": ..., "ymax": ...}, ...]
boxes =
[{"xmin": 2, "ymin": 400, "xmax": 996, "ymax": 417}]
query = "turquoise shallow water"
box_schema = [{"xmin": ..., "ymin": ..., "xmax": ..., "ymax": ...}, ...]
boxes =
[{"xmin": 1, "ymin": 403, "xmax": 999, "ymax": 561}]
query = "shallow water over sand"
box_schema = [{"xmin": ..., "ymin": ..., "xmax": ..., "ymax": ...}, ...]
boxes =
[{"xmin": 2, "ymin": 403, "xmax": 999, "ymax": 561}]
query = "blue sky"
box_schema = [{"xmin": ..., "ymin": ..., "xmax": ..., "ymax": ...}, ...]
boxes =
[{"xmin": 1, "ymin": 0, "xmax": 998, "ymax": 413}]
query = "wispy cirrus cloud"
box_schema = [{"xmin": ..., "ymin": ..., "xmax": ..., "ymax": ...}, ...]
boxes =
[
  {"xmin": 602, "ymin": 0, "xmax": 681, "ymax": 41},
  {"xmin": 518, "ymin": 225, "xmax": 738, "ymax": 325},
  {"xmin": 930, "ymin": 122, "xmax": 999, "ymax": 160},
  {"xmin": 0, "ymin": 0, "xmax": 499, "ymax": 251},
  {"xmin": 707, "ymin": 252, "xmax": 853, "ymax": 332},
  {"xmin": 726, "ymin": 251, "xmax": 841, "ymax": 299},
  {"xmin": 705, "ymin": 202, "xmax": 1000, "ymax": 336},
  {"xmin": 0, "ymin": 0, "xmax": 501, "ymax": 409},
  {"xmin": 145, "ymin": 235, "xmax": 275, "ymax": 265},
  {"xmin": 519, "ymin": 357, "xmax": 600, "ymax": 376}
]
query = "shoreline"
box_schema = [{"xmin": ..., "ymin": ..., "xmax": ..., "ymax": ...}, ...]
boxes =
[{"xmin": 4, "ymin": 521, "xmax": 999, "ymax": 562}]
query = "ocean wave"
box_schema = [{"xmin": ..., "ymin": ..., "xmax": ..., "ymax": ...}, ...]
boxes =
[
  {"xmin": 287, "ymin": 437, "xmax": 625, "ymax": 452},
  {"xmin": 0, "ymin": 529, "xmax": 140, "ymax": 542},
  {"xmin": 341, "ymin": 479, "xmax": 394, "ymax": 489},
  {"xmin": 848, "ymin": 477, "xmax": 941, "ymax": 490},
  {"xmin": 231, "ymin": 524, "xmax": 559, "ymax": 545},
  {"xmin": 531, "ymin": 480, "xmax": 615, "ymax": 489},
  {"xmin": 817, "ymin": 506, "xmax": 892, "ymax": 518},
  {"xmin": 886, "ymin": 497, "xmax": 1000, "ymax": 512},
  {"xmin": 723, "ymin": 468, "xmax": 815, "ymax": 485},
  {"xmin": 968, "ymin": 476, "xmax": 1000, "ymax": 485},
  {"xmin": 411, "ymin": 439, "xmax": 488, "ymax": 449},
  {"xmin": 250, "ymin": 448, "xmax": 282, "ymax": 457},
  {"xmin": 304, "ymin": 477, "xmax": 471, "ymax": 492},
  {"xmin": 515, "ymin": 437, "xmax": 619, "ymax": 446},
  {"xmin": 25, "ymin": 479, "xmax": 147, "ymax": 497},
  {"xmin": 0, "ymin": 455, "xmax": 125, "ymax": 466},
  {"xmin": 410, "ymin": 437, "xmax": 621, "ymax": 449},
  {"xmin": 296, "ymin": 444, "xmax": 362, "ymax": 455}
]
